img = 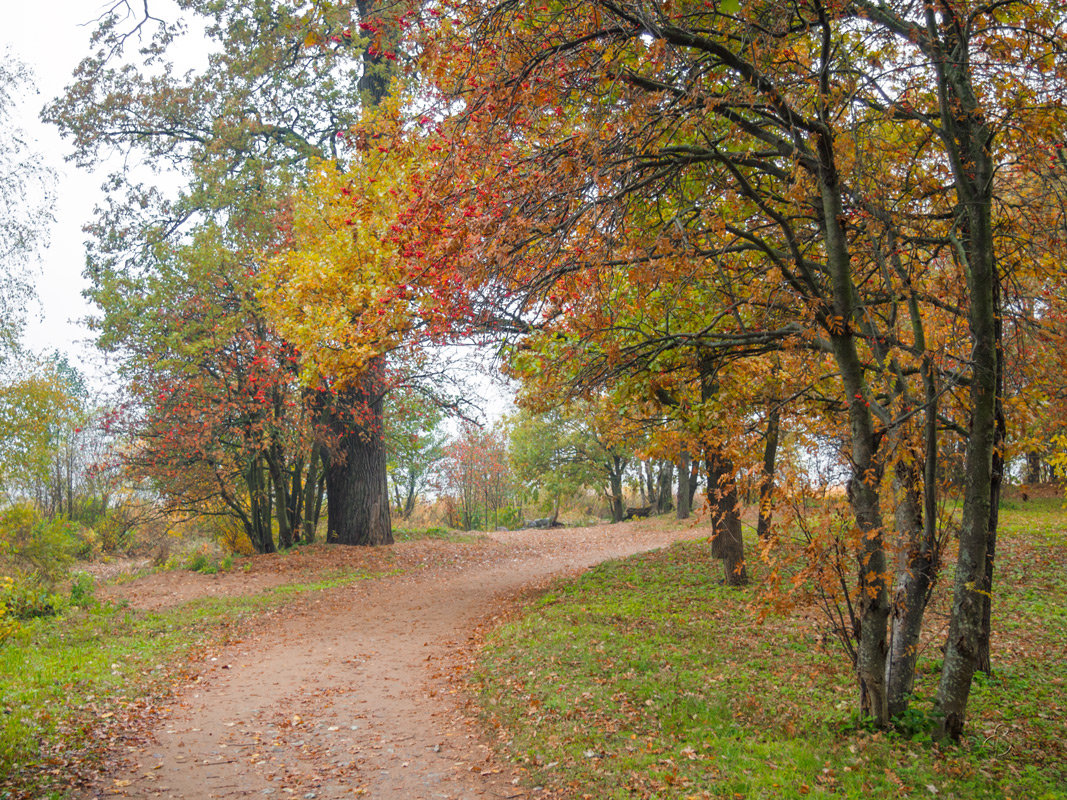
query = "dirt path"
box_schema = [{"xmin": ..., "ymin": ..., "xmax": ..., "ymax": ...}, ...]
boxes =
[{"xmin": 76, "ymin": 521, "xmax": 707, "ymax": 800}]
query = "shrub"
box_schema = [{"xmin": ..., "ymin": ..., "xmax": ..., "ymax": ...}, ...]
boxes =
[
  {"xmin": 0, "ymin": 576, "xmax": 19, "ymax": 645},
  {"xmin": 0, "ymin": 505, "xmax": 80, "ymax": 585},
  {"xmin": 166, "ymin": 540, "xmax": 231, "ymax": 574},
  {"xmin": 496, "ymin": 506, "xmax": 524, "ymax": 530},
  {"xmin": 68, "ymin": 571, "xmax": 96, "ymax": 608},
  {"xmin": 94, "ymin": 507, "xmax": 137, "ymax": 553},
  {"xmin": 1, "ymin": 579, "xmax": 62, "ymax": 620}
]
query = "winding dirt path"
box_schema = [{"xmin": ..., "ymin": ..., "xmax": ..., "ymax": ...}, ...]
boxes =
[{"xmin": 76, "ymin": 521, "xmax": 706, "ymax": 800}]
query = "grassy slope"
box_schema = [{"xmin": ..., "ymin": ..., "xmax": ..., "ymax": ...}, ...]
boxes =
[{"xmin": 473, "ymin": 499, "xmax": 1067, "ymax": 799}]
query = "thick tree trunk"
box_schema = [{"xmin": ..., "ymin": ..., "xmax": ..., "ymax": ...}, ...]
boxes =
[
  {"xmin": 705, "ymin": 445, "xmax": 748, "ymax": 587},
  {"xmin": 677, "ymin": 449, "xmax": 691, "ymax": 520},
  {"xmin": 325, "ymin": 367, "xmax": 393, "ymax": 547}
]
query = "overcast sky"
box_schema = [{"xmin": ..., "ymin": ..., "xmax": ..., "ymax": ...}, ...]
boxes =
[{"xmin": 4, "ymin": 2, "xmax": 115, "ymax": 377}]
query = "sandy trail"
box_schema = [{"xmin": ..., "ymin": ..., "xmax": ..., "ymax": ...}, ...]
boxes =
[{"xmin": 76, "ymin": 522, "xmax": 706, "ymax": 799}]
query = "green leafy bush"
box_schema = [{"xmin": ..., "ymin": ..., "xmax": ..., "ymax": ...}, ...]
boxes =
[
  {"xmin": 67, "ymin": 571, "xmax": 96, "ymax": 608},
  {"xmin": 167, "ymin": 540, "xmax": 231, "ymax": 574},
  {"xmin": 0, "ymin": 576, "xmax": 19, "ymax": 644},
  {"xmin": 0, "ymin": 505, "xmax": 80, "ymax": 585},
  {"xmin": 94, "ymin": 507, "xmax": 137, "ymax": 553},
  {"xmin": 496, "ymin": 506, "xmax": 524, "ymax": 530},
  {"xmin": 1, "ymin": 580, "xmax": 62, "ymax": 620}
]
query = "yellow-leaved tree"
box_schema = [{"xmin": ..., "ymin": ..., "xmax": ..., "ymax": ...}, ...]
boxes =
[{"xmin": 259, "ymin": 106, "xmax": 445, "ymax": 546}]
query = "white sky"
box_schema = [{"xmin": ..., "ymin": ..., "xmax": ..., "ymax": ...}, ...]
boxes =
[{"xmin": 4, "ymin": 1, "xmax": 115, "ymax": 377}]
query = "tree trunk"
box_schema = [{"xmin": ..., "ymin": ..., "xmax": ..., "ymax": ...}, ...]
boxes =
[
  {"xmin": 640, "ymin": 460, "xmax": 653, "ymax": 506},
  {"xmin": 976, "ymin": 294, "xmax": 1006, "ymax": 674},
  {"xmin": 302, "ymin": 444, "xmax": 323, "ymax": 543},
  {"xmin": 885, "ymin": 452, "xmax": 938, "ymax": 718},
  {"xmin": 325, "ymin": 368, "xmax": 393, "ymax": 546},
  {"xmin": 268, "ymin": 446, "xmax": 294, "ymax": 549},
  {"xmin": 656, "ymin": 461, "xmax": 674, "ymax": 514},
  {"xmin": 1024, "ymin": 451, "xmax": 1041, "ymax": 486},
  {"xmin": 677, "ymin": 449, "xmax": 691, "ymax": 520},
  {"xmin": 705, "ymin": 444, "xmax": 748, "ymax": 586},
  {"xmin": 402, "ymin": 469, "xmax": 417, "ymax": 518},
  {"xmin": 688, "ymin": 458, "xmax": 699, "ymax": 509},
  {"xmin": 245, "ymin": 457, "xmax": 276, "ymax": 554},
  {"xmin": 934, "ymin": 40, "xmax": 1000, "ymax": 741},
  {"xmin": 821, "ymin": 200, "xmax": 891, "ymax": 723},
  {"xmin": 757, "ymin": 407, "xmax": 780, "ymax": 541},
  {"xmin": 317, "ymin": 3, "xmax": 395, "ymax": 547},
  {"xmin": 607, "ymin": 457, "xmax": 625, "ymax": 523}
]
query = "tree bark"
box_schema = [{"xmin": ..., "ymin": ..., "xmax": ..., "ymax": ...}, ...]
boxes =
[
  {"xmin": 244, "ymin": 456, "xmax": 276, "ymax": 554},
  {"xmin": 325, "ymin": 365, "xmax": 393, "ymax": 546},
  {"xmin": 705, "ymin": 444, "xmax": 748, "ymax": 587},
  {"xmin": 757, "ymin": 407, "xmax": 780, "ymax": 542},
  {"xmin": 403, "ymin": 469, "xmax": 417, "ymax": 518},
  {"xmin": 933, "ymin": 26, "xmax": 1001, "ymax": 740},
  {"xmin": 885, "ymin": 452, "xmax": 937, "ymax": 718},
  {"xmin": 656, "ymin": 461, "xmax": 674, "ymax": 514},
  {"xmin": 317, "ymin": 1, "xmax": 396, "ymax": 548},
  {"xmin": 302, "ymin": 444, "xmax": 324, "ymax": 543},
  {"xmin": 268, "ymin": 445, "xmax": 294, "ymax": 549},
  {"xmin": 1024, "ymin": 452, "xmax": 1041, "ymax": 486},
  {"xmin": 677, "ymin": 449, "xmax": 691, "ymax": 520},
  {"xmin": 607, "ymin": 455, "xmax": 626, "ymax": 522},
  {"xmin": 977, "ymin": 288, "xmax": 1006, "ymax": 674}
]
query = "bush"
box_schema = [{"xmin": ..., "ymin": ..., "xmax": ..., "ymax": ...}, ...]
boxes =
[
  {"xmin": 1, "ymin": 579, "xmax": 63, "ymax": 620},
  {"xmin": 166, "ymin": 540, "xmax": 232, "ymax": 574},
  {"xmin": 0, "ymin": 505, "xmax": 80, "ymax": 585},
  {"xmin": 94, "ymin": 507, "xmax": 137, "ymax": 554},
  {"xmin": 0, "ymin": 576, "xmax": 19, "ymax": 644},
  {"xmin": 495, "ymin": 506, "xmax": 524, "ymax": 530},
  {"xmin": 68, "ymin": 571, "xmax": 96, "ymax": 608}
]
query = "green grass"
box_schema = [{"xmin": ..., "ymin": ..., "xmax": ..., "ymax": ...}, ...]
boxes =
[
  {"xmin": 393, "ymin": 525, "xmax": 487, "ymax": 544},
  {"xmin": 0, "ymin": 563, "xmax": 394, "ymax": 799},
  {"xmin": 473, "ymin": 501, "xmax": 1067, "ymax": 800}
]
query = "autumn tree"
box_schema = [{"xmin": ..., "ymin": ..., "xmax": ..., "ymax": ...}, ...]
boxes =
[
  {"xmin": 442, "ymin": 422, "xmax": 513, "ymax": 530},
  {"xmin": 46, "ymin": 0, "xmax": 415, "ymax": 547},
  {"xmin": 422, "ymin": 0, "xmax": 1067, "ymax": 735},
  {"xmin": 0, "ymin": 358, "xmax": 80, "ymax": 505}
]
